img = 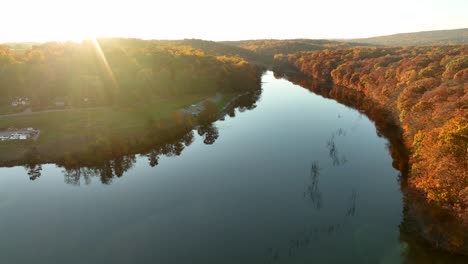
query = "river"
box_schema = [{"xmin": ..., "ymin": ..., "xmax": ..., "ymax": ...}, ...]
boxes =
[{"xmin": 0, "ymin": 71, "xmax": 465, "ymax": 263}]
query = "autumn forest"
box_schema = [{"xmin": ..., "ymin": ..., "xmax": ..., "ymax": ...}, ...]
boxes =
[{"xmin": 0, "ymin": 30, "xmax": 467, "ymax": 261}]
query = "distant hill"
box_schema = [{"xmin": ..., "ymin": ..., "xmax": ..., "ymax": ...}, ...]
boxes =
[{"xmin": 350, "ymin": 28, "xmax": 468, "ymax": 46}]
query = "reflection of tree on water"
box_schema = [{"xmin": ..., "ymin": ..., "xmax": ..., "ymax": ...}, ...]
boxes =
[
  {"xmin": 197, "ymin": 124, "xmax": 219, "ymax": 145},
  {"xmin": 279, "ymin": 71, "xmax": 408, "ymax": 173},
  {"xmin": 286, "ymin": 155, "xmax": 361, "ymax": 261},
  {"xmin": 63, "ymin": 167, "xmax": 94, "ymax": 185},
  {"xmin": 305, "ymin": 161, "xmax": 322, "ymax": 210},
  {"xmin": 276, "ymin": 71, "xmax": 466, "ymax": 262},
  {"xmin": 233, "ymin": 90, "xmax": 262, "ymax": 111},
  {"xmin": 23, "ymin": 146, "xmax": 43, "ymax": 181},
  {"xmin": 146, "ymin": 131, "xmax": 195, "ymax": 167},
  {"xmin": 147, "ymin": 149, "xmax": 161, "ymax": 167},
  {"xmin": 25, "ymin": 164, "xmax": 42, "ymax": 181},
  {"xmin": 335, "ymin": 128, "xmax": 346, "ymax": 136},
  {"xmin": 266, "ymin": 188, "xmax": 360, "ymax": 263},
  {"xmin": 63, "ymin": 155, "xmax": 136, "ymax": 185},
  {"xmin": 21, "ymin": 90, "xmax": 262, "ymax": 185},
  {"xmin": 326, "ymin": 134, "xmax": 348, "ymax": 167},
  {"xmin": 112, "ymin": 155, "xmax": 136, "ymax": 178},
  {"xmin": 61, "ymin": 130, "xmax": 198, "ymax": 185},
  {"xmin": 264, "ymin": 221, "xmax": 357, "ymax": 263},
  {"xmin": 347, "ymin": 189, "xmax": 357, "ymax": 216},
  {"xmin": 326, "ymin": 135, "xmax": 339, "ymax": 166}
]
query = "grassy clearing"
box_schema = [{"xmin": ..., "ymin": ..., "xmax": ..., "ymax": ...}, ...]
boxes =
[
  {"xmin": 0, "ymin": 93, "xmax": 237, "ymax": 164},
  {"xmin": 216, "ymin": 93, "xmax": 235, "ymax": 110},
  {"xmin": 0, "ymin": 105, "xmax": 27, "ymax": 115},
  {"xmin": 0, "ymin": 95, "xmax": 207, "ymax": 140}
]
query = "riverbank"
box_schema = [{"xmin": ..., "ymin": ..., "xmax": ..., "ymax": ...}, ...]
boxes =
[
  {"xmin": 277, "ymin": 45, "xmax": 467, "ymax": 255},
  {"xmin": 0, "ymin": 93, "xmax": 238, "ymax": 166},
  {"xmin": 279, "ymin": 71, "xmax": 467, "ymax": 255}
]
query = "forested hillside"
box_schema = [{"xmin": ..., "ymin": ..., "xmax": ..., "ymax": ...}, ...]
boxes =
[
  {"xmin": 0, "ymin": 38, "xmax": 261, "ymax": 109},
  {"xmin": 168, "ymin": 39, "xmax": 258, "ymax": 62},
  {"xmin": 351, "ymin": 28, "xmax": 468, "ymax": 46},
  {"xmin": 222, "ymin": 39, "xmax": 370, "ymax": 64},
  {"xmin": 276, "ymin": 46, "xmax": 468, "ymax": 233}
]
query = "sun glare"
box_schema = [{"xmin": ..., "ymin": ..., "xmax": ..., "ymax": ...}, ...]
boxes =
[
  {"xmin": 91, "ymin": 38, "xmax": 118, "ymax": 88},
  {"xmin": 0, "ymin": 0, "xmax": 467, "ymax": 42}
]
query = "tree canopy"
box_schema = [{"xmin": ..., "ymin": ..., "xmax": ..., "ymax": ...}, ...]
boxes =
[{"xmin": 0, "ymin": 38, "xmax": 261, "ymax": 109}]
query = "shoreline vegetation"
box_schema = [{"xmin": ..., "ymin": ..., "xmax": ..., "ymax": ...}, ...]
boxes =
[{"xmin": 0, "ymin": 38, "xmax": 263, "ymax": 165}]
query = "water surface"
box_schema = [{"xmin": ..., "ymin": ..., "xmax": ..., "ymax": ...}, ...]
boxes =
[{"xmin": 0, "ymin": 72, "xmax": 464, "ymax": 263}]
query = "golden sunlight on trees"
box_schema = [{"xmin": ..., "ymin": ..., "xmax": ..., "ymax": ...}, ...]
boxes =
[
  {"xmin": 280, "ymin": 45, "xmax": 468, "ymax": 222},
  {"xmin": 0, "ymin": 39, "xmax": 261, "ymax": 108}
]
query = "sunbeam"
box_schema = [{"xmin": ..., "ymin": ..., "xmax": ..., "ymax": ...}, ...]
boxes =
[{"xmin": 91, "ymin": 38, "xmax": 118, "ymax": 90}]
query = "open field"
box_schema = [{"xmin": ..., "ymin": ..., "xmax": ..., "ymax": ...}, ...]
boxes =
[
  {"xmin": 0, "ymin": 93, "xmax": 235, "ymax": 164},
  {"xmin": 0, "ymin": 95, "xmax": 207, "ymax": 140}
]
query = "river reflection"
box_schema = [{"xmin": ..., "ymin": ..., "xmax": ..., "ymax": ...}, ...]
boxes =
[
  {"xmin": 275, "ymin": 71, "xmax": 468, "ymax": 263},
  {"xmin": 305, "ymin": 160, "xmax": 322, "ymax": 210},
  {"xmin": 0, "ymin": 72, "xmax": 466, "ymax": 263},
  {"xmin": 19, "ymin": 91, "xmax": 261, "ymax": 185}
]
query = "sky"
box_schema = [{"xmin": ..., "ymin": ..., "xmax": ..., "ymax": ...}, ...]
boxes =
[{"xmin": 1, "ymin": 0, "xmax": 467, "ymax": 43}]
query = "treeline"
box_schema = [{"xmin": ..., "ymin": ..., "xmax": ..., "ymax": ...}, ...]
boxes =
[
  {"xmin": 0, "ymin": 38, "xmax": 261, "ymax": 108},
  {"xmin": 278, "ymin": 46, "xmax": 467, "ymax": 230},
  {"xmin": 222, "ymin": 39, "xmax": 371, "ymax": 65}
]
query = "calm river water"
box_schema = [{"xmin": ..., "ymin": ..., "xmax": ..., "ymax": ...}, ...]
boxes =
[{"xmin": 0, "ymin": 72, "xmax": 465, "ymax": 263}]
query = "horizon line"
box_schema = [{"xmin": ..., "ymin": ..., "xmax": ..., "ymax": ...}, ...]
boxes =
[{"xmin": 1, "ymin": 27, "xmax": 467, "ymax": 45}]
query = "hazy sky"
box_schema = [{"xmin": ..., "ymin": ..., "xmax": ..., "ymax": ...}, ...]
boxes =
[{"xmin": 1, "ymin": 0, "xmax": 467, "ymax": 42}]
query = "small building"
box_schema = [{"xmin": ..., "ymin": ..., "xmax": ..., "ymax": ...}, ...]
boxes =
[
  {"xmin": 55, "ymin": 101, "xmax": 66, "ymax": 107},
  {"xmin": 0, "ymin": 128, "xmax": 39, "ymax": 142},
  {"xmin": 9, "ymin": 133, "xmax": 28, "ymax": 140},
  {"xmin": 11, "ymin": 97, "xmax": 30, "ymax": 107}
]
